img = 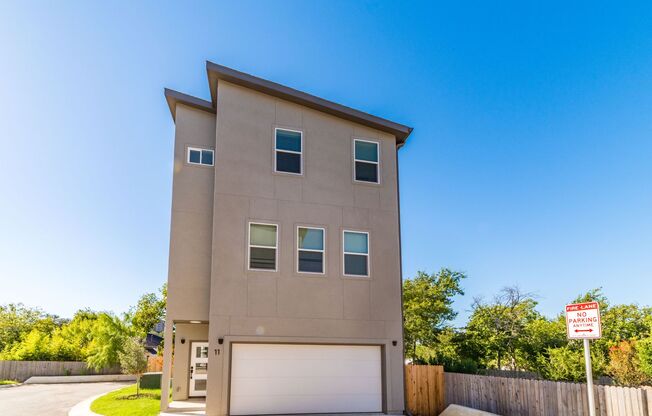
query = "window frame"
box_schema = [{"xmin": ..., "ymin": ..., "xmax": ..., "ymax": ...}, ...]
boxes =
[
  {"xmin": 247, "ymin": 222, "xmax": 279, "ymax": 272},
  {"xmin": 352, "ymin": 138, "xmax": 380, "ymax": 184},
  {"xmin": 296, "ymin": 226, "xmax": 326, "ymax": 275},
  {"xmin": 187, "ymin": 146, "xmax": 215, "ymax": 166},
  {"xmin": 274, "ymin": 127, "xmax": 304, "ymax": 176},
  {"xmin": 342, "ymin": 229, "xmax": 370, "ymax": 277}
]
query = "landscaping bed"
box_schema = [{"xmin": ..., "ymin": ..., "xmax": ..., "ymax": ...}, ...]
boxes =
[{"xmin": 90, "ymin": 384, "xmax": 160, "ymax": 416}]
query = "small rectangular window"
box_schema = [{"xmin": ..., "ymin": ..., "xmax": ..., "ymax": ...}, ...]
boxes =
[
  {"xmin": 343, "ymin": 230, "xmax": 369, "ymax": 276},
  {"xmin": 187, "ymin": 147, "xmax": 214, "ymax": 166},
  {"xmin": 249, "ymin": 223, "xmax": 278, "ymax": 271},
  {"xmin": 353, "ymin": 139, "xmax": 379, "ymax": 183},
  {"xmin": 275, "ymin": 128, "xmax": 302, "ymax": 174},
  {"xmin": 297, "ymin": 227, "xmax": 325, "ymax": 274}
]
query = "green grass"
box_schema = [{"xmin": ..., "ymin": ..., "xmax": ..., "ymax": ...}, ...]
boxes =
[
  {"xmin": 0, "ymin": 380, "xmax": 19, "ymax": 385},
  {"xmin": 90, "ymin": 384, "xmax": 161, "ymax": 416}
]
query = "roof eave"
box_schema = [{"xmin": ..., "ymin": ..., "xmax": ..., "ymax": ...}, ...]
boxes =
[
  {"xmin": 205, "ymin": 61, "xmax": 413, "ymax": 145},
  {"xmin": 164, "ymin": 88, "xmax": 215, "ymax": 122}
]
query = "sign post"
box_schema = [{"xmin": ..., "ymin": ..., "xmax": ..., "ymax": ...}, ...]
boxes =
[{"xmin": 565, "ymin": 301, "xmax": 602, "ymax": 416}]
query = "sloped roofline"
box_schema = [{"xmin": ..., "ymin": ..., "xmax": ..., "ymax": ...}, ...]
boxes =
[{"xmin": 165, "ymin": 62, "xmax": 413, "ymax": 146}]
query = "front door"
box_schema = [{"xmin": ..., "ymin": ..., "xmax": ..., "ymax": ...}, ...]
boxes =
[{"xmin": 189, "ymin": 341, "xmax": 209, "ymax": 397}]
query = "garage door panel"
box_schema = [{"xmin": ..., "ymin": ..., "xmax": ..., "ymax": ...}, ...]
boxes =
[
  {"xmin": 230, "ymin": 344, "xmax": 383, "ymax": 415},
  {"xmin": 231, "ymin": 393, "xmax": 382, "ymax": 415},
  {"xmin": 232, "ymin": 343, "xmax": 382, "ymax": 362},
  {"xmin": 231, "ymin": 375, "xmax": 383, "ymax": 396},
  {"xmin": 232, "ymin": 357, "xmax": 381, "ymax": 378}
]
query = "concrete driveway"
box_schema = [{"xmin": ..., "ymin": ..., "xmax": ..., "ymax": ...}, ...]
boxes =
[{"xmin": 0, "ymin": 382, "xmax": 130, "ymax": 416}]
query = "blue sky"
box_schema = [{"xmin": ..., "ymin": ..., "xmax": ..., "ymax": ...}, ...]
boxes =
[{"xmin": 1, "ymin": 1, "xmax": 651, "ymax": 325}]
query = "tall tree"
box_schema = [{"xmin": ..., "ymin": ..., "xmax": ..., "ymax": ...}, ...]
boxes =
[
  {"xmin": 402, "ymin": 269, "xmax": 465, "ymax": 361},
  {"xmin": 130, "ymin": 284, "xmax": 167, "ymax": 339},
  {"xmin": 466, "ymin": 286, "xmax": 540, "ymax": 370},
  {"xmin": 86, "ymin": 313, "xmax": 132, "ymax": 371}
]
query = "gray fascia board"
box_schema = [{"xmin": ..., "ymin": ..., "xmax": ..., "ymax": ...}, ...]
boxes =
[
  {"xmin": 205, "ymin": 61, "xmax": 412, "ymax": 144},
  {"xmin": 164, "ymin": 88, "xmax": 215, "ymax": 121}
]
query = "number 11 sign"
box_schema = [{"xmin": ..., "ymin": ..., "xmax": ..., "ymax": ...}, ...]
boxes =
[{"xmin": 565, "ymin": 301, "xmax": 602, "ymax": 339}]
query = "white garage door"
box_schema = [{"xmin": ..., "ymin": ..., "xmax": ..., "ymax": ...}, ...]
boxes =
[{"xmin": 230, "ymin": 343, "xmax": 382, "ymax": 415}]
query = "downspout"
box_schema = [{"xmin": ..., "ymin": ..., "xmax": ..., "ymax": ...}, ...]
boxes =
[{"xmin": 396, "ymin": 143, "xmax": 408, "ymax": 415}]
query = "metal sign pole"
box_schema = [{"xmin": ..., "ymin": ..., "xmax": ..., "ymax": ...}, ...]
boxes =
[{"xmin": 583, "ymin": 339, "xmax": 596, "ymax": 416}]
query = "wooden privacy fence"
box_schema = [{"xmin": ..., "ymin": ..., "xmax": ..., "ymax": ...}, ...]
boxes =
[
  {"xmin": 445, "ymin": 372, "xmax": 652, "ymax": 416},
  {"xmin": 0, "ymin": 360, "xmax": 120, "ymax": 382},
  {"xmin": 147, "ymin": 355, "xmax": 163, "ymax": 372},
  {"xmin": 405, "ymin": 365, "xmax": 446, "ymax": 416}
]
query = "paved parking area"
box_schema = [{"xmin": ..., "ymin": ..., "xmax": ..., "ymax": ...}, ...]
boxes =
[{"xmin": 0, "ymin": 382, "xmax": 129, "ymax": 416}]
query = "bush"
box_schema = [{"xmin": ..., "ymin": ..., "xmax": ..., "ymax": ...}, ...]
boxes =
[{"xmin": 607, "ymin": 340, "xmax": 649, "ymax": 386}]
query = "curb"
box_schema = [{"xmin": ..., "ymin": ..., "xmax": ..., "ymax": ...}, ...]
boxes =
[
  {"xmin": 26, "ymin": 374, "xmax": 136, "ymax": 384},
  {"xmin": 68, "ymin": 392, "xmax": 104, "ymax": 416},
  {"xmin": 68, "ymin": 385, "xmax": 128, "ymax": 416}
]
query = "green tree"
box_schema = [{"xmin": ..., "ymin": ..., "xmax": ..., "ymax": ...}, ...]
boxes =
[
  {"xmin": 465, "ymin": 287, "xmax": 540, "ymax": 370},
  {"xmin": 0, "ymin": 304, "xmax": 60, "ymax": 352},
  {"xmin": 538, "ymin": 344, "xmax": 607, "ymax": 382},
  {"xmin": 86, "ymin": 313, "xmax": 132, "ymax": 371},
  {"xmin": 638, "ymin": 337, "xmax": 652, "ymax": 379},
  {"xmin": 118, "ymin": 337, "xmax": 149, "ymax": 397},
  {"xmin": 130, "ymin": 284, "xmax": 167, "ymax": 339},
  {"xmin": 402, "ymin": 269, "xmax": 465, "ymax": 361}
]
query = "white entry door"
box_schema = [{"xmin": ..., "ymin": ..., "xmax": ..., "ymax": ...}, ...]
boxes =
[
  {"xmin": 230, "ymin": 343, "xmax": 383, "ymax": 415},
  {"xmin": 189, "ymin": 341, "xmax": 209, "ymax": 397}
]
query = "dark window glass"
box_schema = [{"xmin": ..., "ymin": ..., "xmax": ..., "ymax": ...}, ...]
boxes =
[
  {"xmin": 344, "ymin": 254, "xmax": 368, "ymax": 276},
  {"xmin": 355, "ymin": 140, "xmax": 378, "ymax": 162},
  {"xmin": 276, "ymin": 129, "xmax": 302, "ymax": 152},
  {"xmin": 298, "ymin": 251, "xmax": 323, "ymax": 273},
  {"xmin": 276, "ymin": 152, "xmax": 301, "ymax": 174},
  {"xmin": 189, "ymin": 149, "xmax": 201, "ymax": 164},
  {"xmin": 250, "ymin": 247, "xmax": 276, "ymax": 270},
  {"xmin": 355, "ymin": 161, "xmax": 378, "ymax": 183},
  {"xmin": 201, "ymin": 150, "xmax": 213, "ymax": 165}
]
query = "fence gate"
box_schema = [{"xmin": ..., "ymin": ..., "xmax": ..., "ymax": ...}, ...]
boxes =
[{"xmin": 405, "ymin": 365, "xmax": 446, "ymax": 416}]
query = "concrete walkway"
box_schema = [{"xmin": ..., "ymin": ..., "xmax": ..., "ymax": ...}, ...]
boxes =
[{"xmin": 0, "ymin": 382, "xmax": 130, "ymax": 416}]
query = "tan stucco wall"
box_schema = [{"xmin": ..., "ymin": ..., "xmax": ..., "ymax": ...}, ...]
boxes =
[
  {"xmin": 171, "ymin": 323, "xmax": 209, "ymax": 401},
  {"xmin": 201, "ymin": 81, "xmax": 405, "ymax": 415},
  {"xmin": 166, "ymin": 104, "xmax": 215, "ymax": 321}
]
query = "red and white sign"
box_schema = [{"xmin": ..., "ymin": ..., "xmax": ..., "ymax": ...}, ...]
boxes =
[{"xmin": 565, "ymin": 301, "xmax": 602, "ymax": 339}]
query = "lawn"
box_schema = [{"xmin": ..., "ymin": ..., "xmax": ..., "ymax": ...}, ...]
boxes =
[
  {"xmin": 90, "ymin": 384, "xmax": 161, "ymax": 416},
  {"xmin": 0, "ymin": 380, "xmax": 18, "ymax": 385}
]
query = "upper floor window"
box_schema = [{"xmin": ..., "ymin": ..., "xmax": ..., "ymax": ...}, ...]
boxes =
[
  {"xmin": 297, "ymin": 227, "xmax": 325, "ymax": 274},
  {"xmin": 187, "ymin": 147, "xmax": 214, "ymax": 166},
  {"xmin": 274, "ymin": 128, "xmax": 302, "ymax": 175},
  {"xmin": 343, "ymin": 230, "xmax": 369, "ymax": 277},
  {"xmin": 353, "ymin": 139, "xmax": 379, "ymax": 183},
  {"xmin": 248, "ymin": 223, "xmax": 278, "ymax": 271}
]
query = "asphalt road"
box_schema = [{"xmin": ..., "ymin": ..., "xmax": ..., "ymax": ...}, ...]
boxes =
[{"xmin": 0, "ymin": 382, "xmax": 130, "ymax": 416}]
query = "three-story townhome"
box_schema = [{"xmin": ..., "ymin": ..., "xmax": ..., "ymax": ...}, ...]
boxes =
[{"xmin": 160, "ymin": 62, "xmax": 413, "ymax": 416}]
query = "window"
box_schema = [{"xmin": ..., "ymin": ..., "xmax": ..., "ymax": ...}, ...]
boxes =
[
  {"xmin": 275, "ymin": 128, "xmax": 302, "ymax": 174},
  {"xmin": 343, "ymin": 231, "xmax": 369, "ymax": 276},
  {"xmin": 297, "ymin": 227, "xmax": 325, "ymax": 274},
  {"xmin": 188, "ymin": 147, "xmax": 214, "ymax": 166},
  {"xmin": 353, "ymin": 139, "xmax": 379, "ymax": 183},
  {"xmin": 248, "ymin": 223, "xmax": 278, "ymax": 271}
]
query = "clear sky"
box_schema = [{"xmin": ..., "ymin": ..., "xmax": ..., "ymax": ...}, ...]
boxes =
[{"xmin": 1, "ymin": 1, "xmax": 651, "ymax": 325}]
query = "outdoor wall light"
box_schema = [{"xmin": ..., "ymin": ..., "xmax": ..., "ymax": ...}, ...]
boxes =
[
  {"xmin": 189, "ymin": 320, "xmax": 202, "ymax": 324},
  {"xmin": 180, "ymin": 337, "xmax": 186, "ymax": 344},
  {"xmin": 392, "ymin": 340, "xmax": 398, "ymax": 346},
  {"xmin": 218, "ymin": 338, "xmax": 224, "ymax": 345}
]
